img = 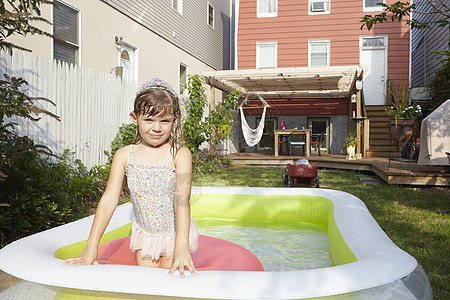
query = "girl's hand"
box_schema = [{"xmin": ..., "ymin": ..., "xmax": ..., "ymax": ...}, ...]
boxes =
[
  {"xmin": 62, "ymin": 248, "xmax": 99, "ymax": 266},
  {"xmin": 168, "ymin": 247, "xmax": 196, "ymax": 277}
]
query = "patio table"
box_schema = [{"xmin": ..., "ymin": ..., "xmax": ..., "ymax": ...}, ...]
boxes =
[{"xmin": 275, "ymin": 129, "xmax": 311, "ymax": 157}]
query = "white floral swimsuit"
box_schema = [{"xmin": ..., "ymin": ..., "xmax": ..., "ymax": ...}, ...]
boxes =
[{"xmin": 126, "ymin": 145, "xmax": 198, "ymax": 260}]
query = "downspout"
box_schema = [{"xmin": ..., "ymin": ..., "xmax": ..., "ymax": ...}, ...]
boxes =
[
  {"xmin": 409, "ymin": 0, "xmax": 413, "ymax": 90},
  {"xmin": 234, "ymin": 0, "xmax": 240, "ymax": 70}
]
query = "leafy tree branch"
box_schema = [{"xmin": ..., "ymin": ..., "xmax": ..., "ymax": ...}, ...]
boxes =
[
  {"xmin": 0, "ymin": 0, "xmax": 55, "ymax": 52},
  {"xmin": 183, "ymin": 74, "xmax": 239, "ymax": 155},
  {"xmin": 360, "ymin": 1, "xmax": 449, "ymax": 30}
]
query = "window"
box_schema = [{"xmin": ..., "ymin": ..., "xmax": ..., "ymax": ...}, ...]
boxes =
[
  {"xmin": 256, "ymin": 41, "xmax": 277, "ymax": 69},
  {"xmin": 172, "ymin": 0, "xmax": 183, "ymax": 15},
  {"xmin": 362, "ymin": 37, "xmax": 386, "ymax": 48},
  {"xmin": 53, "ymin": 1, "xmax": 79, "ymax": 65},
  {"xmin": 179, "ymin": 63, "xmax": 187, "ymax": 96},
  {"xmin": 207, "ymin": 2, "xmax": 214, "ymax": 28},
  {"xmin": 364, "ymin": 0, "xmax": 385, "ymax": 12},
  {"xmin": 309, "ymin": 0, "xmax": 330, "ymax": 14},
  {"xmin": 257, "ymin": 0, "xmax": 277, "ymax": 18},
  {"xmin": 309, "ymin": 40, "xmax": 330, "ymax": 67}
]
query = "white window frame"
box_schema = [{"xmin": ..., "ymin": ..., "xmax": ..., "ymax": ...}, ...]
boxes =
[
  {"xmin": 257, "ymin": 0, "xmax": 278, "ymax": 18},
  {"xmin": 53, "ymin": 0, "xmax": 81, "ymax": 65},
  {"xmin": 363, "ymin": 0, "xmax": 386, "ymax": 12},
  {"xmin": 172, "ymin": 0, "xmax": 183, "ymax": 15},
  {"xmin": 308, "ymin": 39, "xmax": 330, "ymax": 67},
  {"xmin": 207, "ymin": 2, "xmax": 215, "ymax": 29},
  {"xmin": 256, "ymin": 41, "xmax": 277, "ymax": 69},
  {"xmin": 308, "ymin": 0, "xmax": 331, "ymax": 15}
]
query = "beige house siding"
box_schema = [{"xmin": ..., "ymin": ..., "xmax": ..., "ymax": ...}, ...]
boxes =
[
  {"xmin": 5, "ymin": 0, "xmax": 231, "ymax": 89},
  {"xmin": 103, "ymin": 0, "xmax": 232, "ymax": 71},
  {"xmin": 3, "ymin": 0, "xmax": 230, "ymax": 158}
]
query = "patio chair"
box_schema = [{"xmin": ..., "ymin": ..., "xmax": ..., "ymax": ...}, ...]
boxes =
[
  {"xmin": 310, "ymin": 132, "xmax": 325, "ymax": 156},
  {"xmin": 287, "ymin": 131, "xmax": 306, "ymax": 156}
]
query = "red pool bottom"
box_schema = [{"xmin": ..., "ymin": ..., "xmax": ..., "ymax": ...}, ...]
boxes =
[{"xmin": 97, "ymin": 235, "xmax": 264, "ymax": 271}]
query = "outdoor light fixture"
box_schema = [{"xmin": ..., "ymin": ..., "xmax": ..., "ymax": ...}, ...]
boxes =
[{"xmin": 113, "ymin": 35, "xmax": 124, "ymax": 46}]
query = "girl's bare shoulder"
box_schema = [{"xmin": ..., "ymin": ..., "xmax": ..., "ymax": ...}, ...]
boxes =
[
  {"xmin": 175, "ymin": 146, "xmax": 192, "ymax": 160},
  {"xmin": 174, "ymin": 146, "xmax": 192, "ymax": 170},
  {"xmin": 113, "ymin": 145, "xmax": 132, "ymax": 165}
]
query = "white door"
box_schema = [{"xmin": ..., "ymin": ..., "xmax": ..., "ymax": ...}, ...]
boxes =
[
  {"xmin": 119, "ymin": 45, "xmax": 136, "ymax": 82},
  {"xmin": 360, "ymin": 36, "xmax": 387, "ymax": 105}
]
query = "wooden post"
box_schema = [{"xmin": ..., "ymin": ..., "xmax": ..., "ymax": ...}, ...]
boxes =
[
  {"xmin": 356, "ymin": 120, "xmax": 362, "ymax": 155},
  {"xmin": 274, "ymin": 131, "xmax": 279, "ymax": 157},
  {"xmin": 356, "ymin": 90, "xmax": 362, "ymax": 154},
  {"xmin": 349, "ymin": 95, "xmax": 353, "ymax": 133},
  {"xmin": 210, "ymin": 86, "xmax": 216, "ymax": 110},
  {"xmin": 210, "ymin": 86, "xmax": 216, "ymax": 152},
  {"xmin": 364, "ymin": 119, "xmax": 370, "ymax": 156},
  {"xmin": 356, "ymin": 90, "xmax": 362, "ymax": 118}
]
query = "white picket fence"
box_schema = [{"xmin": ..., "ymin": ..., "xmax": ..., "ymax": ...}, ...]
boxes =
[{"xmin": 0, "ymin": 49, "xmax": 139, "ymax": 168}]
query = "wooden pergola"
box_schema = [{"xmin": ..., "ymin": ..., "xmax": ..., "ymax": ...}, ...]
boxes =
[
  {"xmin": 203, "ymin": 66, "xmax": 363, "ymax": 100},
  {"xmin": 203, "ymin": 66, "xmax": 370, "ymax": 156}
]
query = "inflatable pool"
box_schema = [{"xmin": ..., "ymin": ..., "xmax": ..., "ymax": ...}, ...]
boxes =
[{"xmin": 0, "ymin": 187, "xmax": 432, "ymax": 299}]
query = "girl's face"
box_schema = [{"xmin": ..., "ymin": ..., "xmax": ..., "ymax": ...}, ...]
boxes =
[{"xmin": 132, "ymin": 111, "xmax": 174, "ymax": 148}]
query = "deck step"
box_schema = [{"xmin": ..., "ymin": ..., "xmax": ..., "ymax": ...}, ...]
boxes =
[
  {"xmin": 366, "ymin": 105, "xmax": 392, "ymax": 158},
  {"xmin": 369, "ymin": 138, "xmax": 398, "ymax": 146},
  {"xmin": 365, "ymin": 150, "xmax": 400, "ymax": 157},
  {"xmin": 369, "ymin": 144, "xmax": 399, "ymax": 151}
]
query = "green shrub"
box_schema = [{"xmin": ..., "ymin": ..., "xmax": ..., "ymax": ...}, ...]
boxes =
[
  {"xmin": 98, "ymin": 123, "xmax": 136, "ymax": 181},
  {"xmin": 104, "ymin": 123, "xmax": 137, "ymax": 163},
  {"xmin": 0, "ymin": 0, "xmax": 105, "ymax": 247},
  {"xmin": 183, "ymin": 75, "xmax": 208, "ymax": 154},
  {"xmin": 192, "ymin": 150, "xmax": 232, "ymax": 175},
  {"xmin": 426, "ymin": 59, "xmax": 450, "ymax": 110},
  {"xmin": 183, "ymin": 75, "xmax": 239, "ymax": 155},
  {"xmin": 0, "ymin": 136, "xmax": 102, "ymax": 247}
]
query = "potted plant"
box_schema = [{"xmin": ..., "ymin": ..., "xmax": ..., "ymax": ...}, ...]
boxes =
[
  {"xmin": 341, "ymin": 131, "xmax": 358, "ymax": 160},
  {"xmin": 385, "ymin": 83, "xmax": 422, "ymax": 141}
]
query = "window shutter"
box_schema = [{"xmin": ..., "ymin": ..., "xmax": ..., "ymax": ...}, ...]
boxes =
[
  {"xmin": 53, "ymin": 1, "xmax": 78, "ymax": 65},
  {"xmin": 54, "ymin": 3, "xmax": 78, "ymax": 44},
  {"xmin": 260, "ymin": 45, "xmax": 275, "ymax": 68},
  {"xmin": 311, "ymin": 43, "xmax": 328, "ymax": 66}
]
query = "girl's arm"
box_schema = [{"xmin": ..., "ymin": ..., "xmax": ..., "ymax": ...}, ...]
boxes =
[
  {"xmin": 169, "ymin": 146, "xmax": 196, "ymax": 276},
  {"xmin": 63, "ymin": 146, "xmax": 128, "ymax": 265}
]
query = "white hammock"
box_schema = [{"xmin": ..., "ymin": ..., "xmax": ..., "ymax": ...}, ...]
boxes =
[{"xmin": 239, "ymin": 95, "xmax": 269, "ymax": 147}]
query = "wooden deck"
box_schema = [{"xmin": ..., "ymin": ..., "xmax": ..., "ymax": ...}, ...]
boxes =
[{"xmin": 226, "ymin": 153, "xmax": 450, "ymax": 186}]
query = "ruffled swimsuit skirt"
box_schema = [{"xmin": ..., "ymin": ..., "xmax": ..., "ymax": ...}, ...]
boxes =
[{"xmin": 126, "ymin": 145, "xmax": 199, "ymax": 260}]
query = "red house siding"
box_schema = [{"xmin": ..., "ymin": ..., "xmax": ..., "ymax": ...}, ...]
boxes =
[{"xmin": 237, "ymin": 0, "xmax": 410, "ymax": 93}]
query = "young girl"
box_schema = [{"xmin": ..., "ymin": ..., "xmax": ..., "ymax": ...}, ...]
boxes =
[{"xmin": 63, "ymin": 78, "xmax": 199, "ymax": 276}]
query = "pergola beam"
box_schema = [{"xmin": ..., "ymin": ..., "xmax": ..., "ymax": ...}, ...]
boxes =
[{"xmin": 203, "ymin": 66, "xmax": 363, "ymax": 99}]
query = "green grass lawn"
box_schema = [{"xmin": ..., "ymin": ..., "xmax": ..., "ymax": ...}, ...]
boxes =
[{"xmin": 193, "ymin": 166, "xmax": 450, "ymax": 300}]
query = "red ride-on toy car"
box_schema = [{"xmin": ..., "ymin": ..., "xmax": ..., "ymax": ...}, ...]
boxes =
[{"xmin": 283, "ymin": 164, "xmax": 319, "ymax": 188}]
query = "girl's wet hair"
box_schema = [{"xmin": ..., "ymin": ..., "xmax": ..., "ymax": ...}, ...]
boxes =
[
  {"xmin": 134, "ymin": 88, "xmax": 179, "ymax": 118},
  {"xmin": 133, "ymin": 80, "xmax": 184, "ymax": 155}
]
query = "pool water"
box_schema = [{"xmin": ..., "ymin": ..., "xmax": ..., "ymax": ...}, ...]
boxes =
[{"xmin": 198, "ymin": 225, "xmax": 332, "ymax": 271}]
